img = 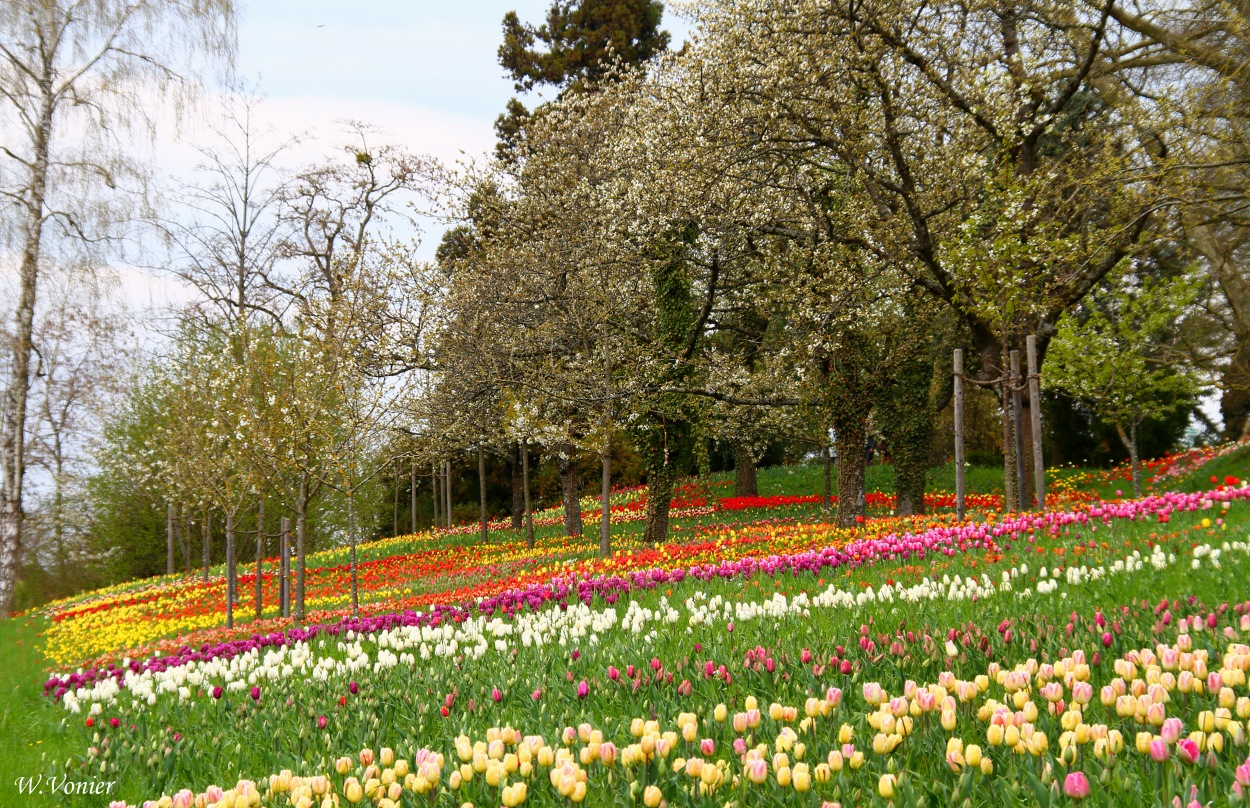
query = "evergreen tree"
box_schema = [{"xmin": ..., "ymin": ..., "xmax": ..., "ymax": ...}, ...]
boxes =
[{"xmin": 494, "ymin": 0, "xmax": 669, "ymax": 161}]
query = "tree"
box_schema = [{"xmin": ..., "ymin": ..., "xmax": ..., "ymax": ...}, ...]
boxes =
[
  {"xmin": 0, "ymin": 0, "xmax": 237, "ymax": 614},
  {"xmin": 164, "ymin": 90, "xmax": 294, "ymax": 330},
  {"xmin": 269, "ymin": 123, "xmax": 441, "ymax": 338},
  {"xmin": 27, "ymin": 266, "xmax": 130, "ymax": 586},
  {"xmin": 1044, "ymin": 270, "xmax": 1203, "ymax": 496},
  {"xmin": 495, "ymin": 0, "xmax": 669, "ymax": 161}
]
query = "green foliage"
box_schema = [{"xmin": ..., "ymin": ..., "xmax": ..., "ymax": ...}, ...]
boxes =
[
  {"xmin": 1044, "ymin": 270, "xmax": 1203, "ymax": 443},
  {"xmin": 494, "ymin": 0, "xmax": 668, "ymax": 161}
]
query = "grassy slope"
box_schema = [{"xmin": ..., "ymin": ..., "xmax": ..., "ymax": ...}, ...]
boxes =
[
  {"xmin": 2, "ymin": 448, "xmax": 1246, "ymax": 807},
  {"xmin": 0, "ymin": 617, "xmax": 79, "ymax": 806}
]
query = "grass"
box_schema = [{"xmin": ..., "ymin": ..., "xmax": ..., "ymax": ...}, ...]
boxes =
[
  {"xmin": 3, "ymin": 447, "xmax": 1249, "ymax": 806},
  {"xmin": 0, "ymin": 616, "xmax": 85, "ymax": 807}
]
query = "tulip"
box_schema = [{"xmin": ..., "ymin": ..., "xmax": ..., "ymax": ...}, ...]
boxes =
[
  {"xmin": 1063, "ymin": 772, "xmax": 1090, "ymax": 799},
  {"xmin": 1178, "ymin": 738, "xmax": 1200, "ymax": 765}
]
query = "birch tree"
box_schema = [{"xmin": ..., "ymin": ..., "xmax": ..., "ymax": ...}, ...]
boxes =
[{"xmin": 0, "ymin": 0, "xmax": 237, "ymax": 614}]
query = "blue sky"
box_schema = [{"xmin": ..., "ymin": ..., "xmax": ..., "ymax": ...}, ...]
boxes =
[
  {"xmin": 233, "ymin": 2, "xmax": 691, "ymax": 158},
  {"xmin": 128, "ymin": 3, "xmax": 690, "ymax": 307}
]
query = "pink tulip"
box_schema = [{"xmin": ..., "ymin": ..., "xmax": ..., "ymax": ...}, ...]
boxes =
[
  {"xmin": 1063, "ymin": 772, "xmax": 1090, "ymax": 799},
  {"xmin": 1161, "ymin": 718, "xmax": 1184, "ymax": 744},
  {"xmin": 1236, "ymin": 761, "xmax": 1250, "ymax": 787},
  {"xmin": 1150, "ymin": 738, "xmax": 1170, "ymax": 762},
  {"xmin": 701, "ymin": 738, "xmax": 715, "ymax": 756},
  {"xmin": 1178, "ymin": 738, "xmax": 1200, "ymax": 765},
  {"xmin": 316, "ymin": 715, "xmax": 327, "ymax": 730},
  {"xmin": 733, "ymin": 738, "xmax": 746, "ymax": 755},
  {"xmin": 531, "ymin": 689, "xmax": 542, "ymax": 701},
  {"xmin": 608, "ymin": 666, "xmax": 620, "ymax": 681},
  {"xmin": 577, "ymin": 680, "xmax": 589, "ymax": 699},
  {"xmin": 491, "ymin": 687, "xmax": 502, "ymax": 702}
]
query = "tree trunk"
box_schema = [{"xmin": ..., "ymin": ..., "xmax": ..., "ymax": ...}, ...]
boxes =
[
  {"xmin": 167, "ymin": 503, "xmax": 176, "ymax": 576},
  {"xmin": 834, "ymin": 422, "xmax": 867, "ymax": 527},
  {"xmin": 0, "ymin": 84, "xmax": 54, "ymax": 617},
  {"xmin": 254, "ymin": 499, "xmax": 264, "ymax": 620},
  {"xmin": 510, "ymin": 442, "xmax": 524, "ymax": 531},
  {"xmin": 823, "ymin": 444, "xmax": 833, "ymax": 512},
  {"xmin": 432, "ymin": 462, "xmax": 440, "ymax": 529},
  {"xmin": 225, "ymin": 511, "xmax": 235, "ymax": 629},
  {"xmin": 348, "ymin": 489, "xmax": 359, "ymax": 617},
  {"xmin": 600, "ymin": 444, "xmax": 612, "ymax": 558},
  {"xmin": 1000, "ymin": 368, "xmax": 1017, "ymax": 512},
  {"xmin": 733, "ymin": 444, "xmax": 758, "ymax": 497},
  {"xmin": 182, "ymin": 512, "xmax": 191, "ymax": 574},
  {"xmin": 558, "ymin": 442, "xmax": 583, "ymax": 537},
  {"xmin": 880, "ymin": 348, "xmax": 935, "ymax": 518},
  {"xmin": 410, "ymin": 460, "xmax": 417, "ymax": 534},
  {"xmin": 444, "ymin": 460, "xmax": 452, "ymax": 527},
  {"xmin": 295, "ymin": 472, "xmax": 308, "ymax": 625},
  {"xmin": 643, "ymin": 463, "xmax": 675, "ymax": 544},
  {"xmin": 280, "ymin": 516, "xmax": 290, "ymax": 619},
  {"xmin": 479, "ymin": 445, "xmax": 489, "ymax": 544},
  {"xmin": 522, "ymin": 441, "xmax": 534, "ymax": 549},
  {"xmin": 1116, "ymin": 422, "xmax": 1143, "ymax": 498},
  {"xmin": 202, "ymin": 510, "xmax": 211, "ymax": 583},
  {"xmin": 1221, "ymin": 338, "xmax": 1250, "ymax": 442}
]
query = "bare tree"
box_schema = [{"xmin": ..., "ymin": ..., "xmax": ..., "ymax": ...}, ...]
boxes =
[
  {"xmin": 0, "ymin": 0, "xmax": 237, "ymax": 614},
  {"xmin": 268, "ymin": 123, "xmax": 442, "ymax": 334},
  {"xmin": 27, "ymin": 266, "xmax": 130, "ymax": 583},
  {"xmin": 164, "ymin": 89, "xmax": 294, "ymax": 330}
]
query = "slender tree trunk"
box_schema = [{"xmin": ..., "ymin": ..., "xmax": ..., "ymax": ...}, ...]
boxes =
[
  {"xmin": 52, "ymin": 449, "xmax": 66, "ymax": 584},
  {"xmin": 202, "ymin": 510, "xmax": 211, "ymax": 583},
  {"xmin": 295, "ymin": 472, "xmax": 308, "ymax": 625},
  {"xmin": 0, "ymin": 83, "xmax": 54, "ymax": 617},
  {"xmin": 557, "ymin": 443, "xmax": 583, "ymax": 537},
  {"xmin": 410, "ymin": 460, "xmax": 417, "ymax": 534},
  {"xmin": 479, "ymin": 446, "xmax": 488, "ymax": 544},
  {"xmin": 600, "ymin": 443, "xmax": 612, "ymax": 558},
  {"xmin": 280, "ymin": 516, "xmax": 290, "ymax": 618},
  {"xmin": 392, "ymin": 465, "xmax": 399, "ymax": 537},
  {"xmin": 510, "ymin": 442, "xmax": 524, "ymax": 531},
  {"xmin": 254, "ymin": 499, "xmax": 264, "ymax": 620},
  {"xmin": 522, "ymin": 441, "xmax": 534, "ymax": 549},
  {"xmin": 432, "ymin": 462, "xmax": 440, "ymax": 529},
  {"xmin": 1116, "ymin": 422, "xmax": 1144, "ymax": 498},
  {"xmin": 225, "ymin": 511, "xmax": 235, "ymax": 629},
  {"xmin": 823, "ymin": 444, "xmax": 834, "ymax": 512},
  {"xmin": 182, "ymin": 512, "xmax": 191, "ymax": 574},
  {"xmin": 167, "ymin": 503, "xmax": 176, "ymax": 576},
  {"xmin": 444, "ymin": 460, "xmax": 452, "ymax": 527},
  {"xmin": 348, "ymin": 488, "xmax": 358, "ymax": 617},
  {"xmin": 733, "ymin": 444, "xmax": 758, "ymax": 497},
  {"xmin": 1000, "ymin": 354, "xmax": 1017, "ymax": 512}
]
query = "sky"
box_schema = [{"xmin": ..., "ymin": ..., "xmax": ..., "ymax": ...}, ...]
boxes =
[{"xmin": 126, "ymin": 1, "xmax": 691, "ymax": 310}]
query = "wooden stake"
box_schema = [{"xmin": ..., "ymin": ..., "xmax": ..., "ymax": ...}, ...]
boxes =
[
  {"xmin": 1027, "ymin": 335, "xmax": 1045, "ymax": 509},
  {"xmin": 280, "ymin": 517, "xmax": 290, "ymax": 618},
  {"xmin": 1011, "ymin": 350, "xmax": 1026, "ymax": 508}
]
